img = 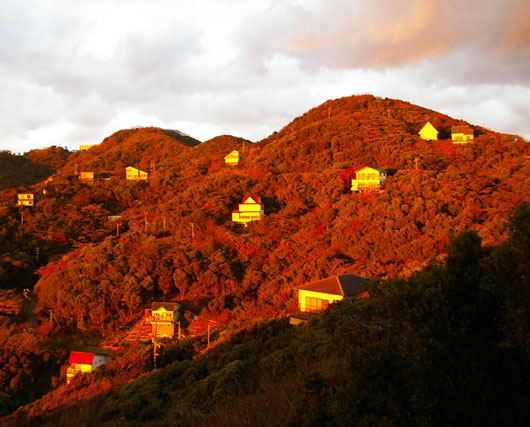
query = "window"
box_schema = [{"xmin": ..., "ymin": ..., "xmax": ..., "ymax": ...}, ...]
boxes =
[{"xmin": 304, "ymin": 296, "xmax": 329, "ymax": 313}]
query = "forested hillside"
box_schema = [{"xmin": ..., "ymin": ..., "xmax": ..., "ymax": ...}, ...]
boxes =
[
  {"xmin": 0, "ymin": 146, "xmax": 69, "ymax": 190},
  {"xmin": 0, "ymin": 95, "xmax": 529, "ymax": 423}
]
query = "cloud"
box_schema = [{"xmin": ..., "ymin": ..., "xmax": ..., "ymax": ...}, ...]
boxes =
[
  {"xmin": 0, "ymin": 0, "xmax": 529, "ymax": 154},
  {"xmin": 237, "ymin": 0, "xmax": 530, "ymax": 84}
]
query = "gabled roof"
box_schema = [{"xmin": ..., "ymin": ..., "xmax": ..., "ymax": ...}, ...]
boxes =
[
  {"xmin": 225, "ymin": 150, "xmax": 239, "ymax": 157},
  {"xmin": 451, "ymin": 125, "xmax": 473, "ymax": 135},
  {"xmin": 68, "ymin": 351, "xmax": 94, "ymax": 365},
  {"xmin": 126, "ymin": 166, "xmax": 147, "ymax": 172},
  {"xmin": 241, "ymin": 196, "xmax": 261, "ymax": 204},
  {"xmin": 353, "ymin": 166, "xmax": 386, "ymax": 174},
  {"xmin": 419, "ymin": 121, "xmax": 439, "ymax": 134},
  {"xmin": 296, "ymin": 274, "xmax": 364, "ymax": 296},
  {"xmin": 151, "ymin": 302, "xmax": 179, "ymax": 311}
]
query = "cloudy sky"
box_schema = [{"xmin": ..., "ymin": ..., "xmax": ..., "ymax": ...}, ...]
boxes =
[{"xmin": 1, "ymin": 0, "xmax": 529, "ymax": 153}]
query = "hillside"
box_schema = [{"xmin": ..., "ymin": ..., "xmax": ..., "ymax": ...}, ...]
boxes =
[
  {"xmin": 59, "ymin": 127, "xmax": 201, "ymax": 177},
  {"xmin": 0, "ymin": 148, "xmax": 69, "ymax": 190},
  {"xmin": 0, "ymin": 95, "xmax": 529, "ymax": 423}
]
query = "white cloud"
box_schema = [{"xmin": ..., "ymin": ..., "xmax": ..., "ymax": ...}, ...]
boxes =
[{"xmin": 0, "ymin": 0, "xmax": 529, "ymax": 154}]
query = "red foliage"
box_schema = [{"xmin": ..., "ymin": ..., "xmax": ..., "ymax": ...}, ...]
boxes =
[{"xmin": 339, "ymin": 168, "xmax": 355, "ymax": 181}]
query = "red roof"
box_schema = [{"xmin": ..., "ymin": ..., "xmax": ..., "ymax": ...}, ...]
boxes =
[{"xmin": 68, "ymin": 351, "xmax": 94, "ymax": 365}]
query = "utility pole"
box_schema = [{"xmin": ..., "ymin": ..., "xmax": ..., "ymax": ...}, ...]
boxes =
[
  {"xmin": 415, "ymin": 157, "xmax": 419, "ymax": 170},
  {"xmin": 36, "ymin": 246, "xmax": 40, "ymax": 261},
  {"xmin": 191, "ymin": 222, "xmax": 195, "ymax": 242},
  {"xmin": 152, "ymin": 337, "xmax": 160, "ymax": 369},
  {"xmin": 177, "ymin": 321, "xmax": 181, "ymax": 340},
  {"xmin": 162, "ymin": 216, "xmax": 166, "ymax": 231},
  {"xmin": 116, "ymin": 222, "xmax": 120, "ymax": 237},
  {"xmin": 328, "ymin": 106, "xmax": 331, "ymax": 119}
]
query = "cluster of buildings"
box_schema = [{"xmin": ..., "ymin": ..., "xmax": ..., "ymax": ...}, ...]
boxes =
[
  {"xmin": 66, "ymin": 301, "xmax": 181, "ymax": 384},
  {"xmin": 418, "ymin": 122, "xmax": 474, "ymax": 143}
]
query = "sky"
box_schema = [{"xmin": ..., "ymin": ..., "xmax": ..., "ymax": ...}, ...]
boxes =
[{"xmin": 0, "ymin": 0, "xmax": 529, "ymax": 154}]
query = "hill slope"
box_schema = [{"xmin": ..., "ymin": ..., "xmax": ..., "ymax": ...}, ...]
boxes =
[
  {"xmin": 0, "ymin": 94, "xmax": 529, "ymax": 422},
  {"xmin": 0, "ymin": 147, "xmax": 70, "ymax": 190}
]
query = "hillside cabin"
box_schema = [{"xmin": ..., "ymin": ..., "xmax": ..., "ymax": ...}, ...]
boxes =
[
  {"xmin": 224, "ymin": 150, "xmax": 241, "ymax": 166},
  {"xmin": 150, "ymin": 302, "xmax": 181, "ymax": 339},
  {"xmin": 125, "ymin": 166, "xmax": 148, "ymax": 181},
  {"xmin": 351, "ymin": 167, "xmax": 387, "ymax": 192},
  {"xmin": 17, "ymin": 193, "xmax": 34, "ymax": 207},
  {"xmin": 66, "ymin": 351, "xmax": 108, "ymax": 384},
  {"xmin": 451, "ymin": 125, "xmax": 474, "ymax": 143},
  {"xmin": 419, "ymin": 122, "xmax": 439, "ymax": 141},
  {"xmin": 294, "ymin": 274, "xmax": 369, "ymax": 317},
  {"xmin": 79, "ymin": 144, "xmax": 97, "ymax": 151},
  {"xmin": 232, "ymin": 196, "xmax": 264, "ymax": 226},
  {"xmin": 79, "ymin": 171, "xmax": 94, "ymax": 180}
]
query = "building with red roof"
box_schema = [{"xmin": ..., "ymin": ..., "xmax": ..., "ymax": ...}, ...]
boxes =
[{"xmin": 66, "ymin": 351, "xmax": 108, "ymax": 384}]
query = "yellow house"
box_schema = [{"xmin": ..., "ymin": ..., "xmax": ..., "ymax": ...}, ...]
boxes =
[
  {"xmin": 296, "ymin": 274, "xmax": 369, "ymax": 314},
  {"xmin": 126, "ymin": 166, "xmax": 148, "ymax": 180},
  {"xmin": 232, "ymin": 196, "xmax": 264, "ymax": 226},
  {"xmin": 224, "ymin": 150, "xmax": 241, "ymax": 166},
  {"xmin": 150, "ymin": 302, "xmax": 180, "ymax": 339},
  {"xmin": 66, "ymin": 351, "xmax": 108, "ymax": 384},
  {"xmin": 351, "ymin": 167, "xmax": 387, "ymax": 192},
  {"xmin": 79, "ymin": 144, "xmax": 97, "ymax": 151},
  {"xmin": 451, "ymin": 125, "xmax": 474, "ymax": 143},
  {"xmin": 419, "ymin": 122, "xmax": 439, "ymax": 140},
  {"xmin": 79, "ymin": 171, "xmax": 94, "ymax": 180},
  {"xmin": 17, "ymin": 193, "xmax": 34, "ymax": 206}
]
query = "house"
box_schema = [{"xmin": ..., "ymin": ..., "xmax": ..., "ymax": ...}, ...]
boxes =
[
  {"xmin": 17, "ymin": 193, "xmax": 34, "ymax": 206},
  {"xmin": 150, "ymin": 302, "xmax": 180, "ymax": 339},
  {"xmin": 79, "ymin": 144, "xmax": 97, "ymax": 151},
  {"xmin": 224, "ymin": 150, "xmax": 241, "ymax": 166},
  {"xmin": 125, "ymin": 166, "xmax": 148, "ymax": 180},
  {"xmin": 451, "ymin": 125, "xmax": 474, "ymax": 143},
  {"xmin": 295, "ymin": 274, "xmax": 369, "ymax": 315},
  {"xmin": 351, "ymin": 167, "xmax": 387, "ymax": 192},
  {"xmin": 419, "ymin": 122, "xmax": 439, "ymax": 140},
  {"xmin": 66, "ymin": 351, "xmax": 108, "ymax": 384},
  {"xmin": 79, "ymin": 171, "xmax": 94, "ymax": 180},
  {"xmin": 232, "ymin": 196, "xmax": 264, "ymax": 226}
]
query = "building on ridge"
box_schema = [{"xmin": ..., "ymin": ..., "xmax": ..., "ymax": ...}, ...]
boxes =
[
  {"xmin": 451, "ymin": 125, "xmax": 474, "ymax": 143},
  {"xmin": 418, "ymin": 121, "xmax": 439, "ymax": 141},
  {"xmin": 224, "ymin": 150, "xmax": 241, "ymax": 166}
]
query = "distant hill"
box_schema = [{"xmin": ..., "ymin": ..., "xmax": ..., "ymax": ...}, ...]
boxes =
[
  {"xmin": 24, "ymin": 146, "xmax": 71, "ymax": 171},
  {"xmin": 59, "ymin": 127, "xmax": 201, "ymax": 176},
  {"xmin": 0, "ymin": 151, "xmax": 55, "ymax": 190}
]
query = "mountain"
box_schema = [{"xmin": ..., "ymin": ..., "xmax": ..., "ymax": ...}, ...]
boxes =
[{"xmin": 0, "ymin": 95, "xmax": 529, "ymax": 424}]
